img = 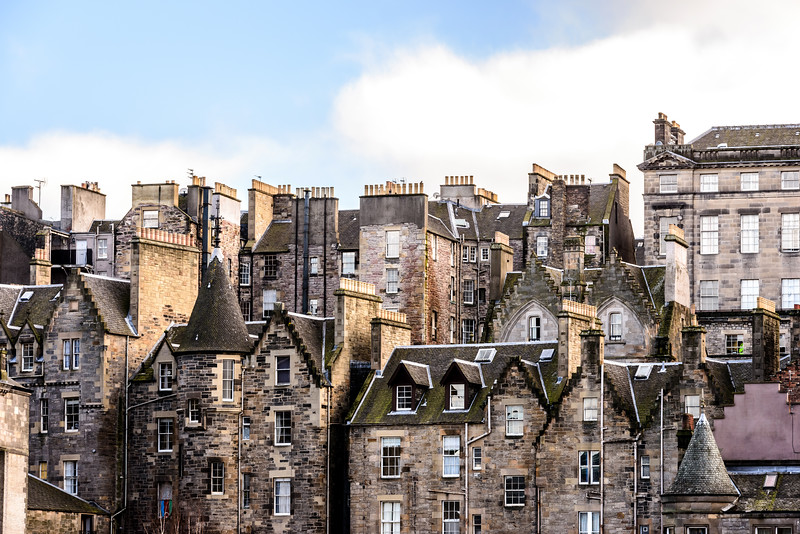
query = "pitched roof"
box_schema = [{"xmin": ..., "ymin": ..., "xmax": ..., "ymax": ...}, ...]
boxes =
[
  {"xmin": 729, "ymin": 472, "xmax": 800, "ymax": 512},
  {"xmin": 81, "ymin": 274, "xmax": 135, "ymax": 336},
  {"xmin": 473, "ymin": 204, "xmax": 528, "ymax": 240},
  {"xmin": 666, "ymin": 414, "xmax": 739, "ymax": 496},
  {"xmin": 338, "ymin": 210, "xmax": 360, "ymax": 249},
  {"xmin": 174, "ymin": 253, "xmax": 252, "ymax": 354},
  {"xmin": 88, "ymin": 219, "xmax": 118, "ymax": 233},
  {"xmin": 6, "ymin": 285, "xmax": 61, "ymax": 328},
  {"xmin": 286, "ymin": 313, "xmax": 335, "ymax": 372},
  {"xmin": 605, "ymin": 361, "xmax": 682, "ymax": 429},
  {"xmin": 252, "ymin": 220, "xmax": 293, "ymax": 253},
  {"xmin": 27, "ymin": 474, "xmax": 107, "ymax": 514},
  {"xmin": 691, "ymin": 124, "xmax": 800, "ymax": 148}
]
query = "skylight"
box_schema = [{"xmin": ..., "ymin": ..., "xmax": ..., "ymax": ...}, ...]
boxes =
[
  {"xmin": 539, "ymin": 348, "xmax": 554, "ymax": 361},
  {"xmin": 475, "ymin": 348, "xmax": 496, "ymax": 363},
  {"xmin": 20, "ymin": 290, "xmax": 34, "ymax": 302},
  {"xmin": 634, "ymin": 364, "xmax": 653, "ymax": 380},
  {"xmin": 764, "ymin": 473, "xmax": 778, "ymax": 489},
  {"xmin": 455, "ymin": 219, "xmax": 469, "ymax": 228},
  {"xmin": 497, "ymin": 211, "xmax": 510, "ymax": 219}
]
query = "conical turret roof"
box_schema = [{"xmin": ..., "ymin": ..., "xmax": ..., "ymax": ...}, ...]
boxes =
[
  {"xmin": 174, "ymin": 251, "xmax": 252, "ymax": 354},
  {"xmin": 666, "ymin": 414, "xmax": 739, "ymax": 496}
]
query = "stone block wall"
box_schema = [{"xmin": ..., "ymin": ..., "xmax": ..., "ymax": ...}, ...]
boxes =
[
  {"xmin": 0, "ymin": 380, "xmax": 30, "ymax": 534},
  {"xmin": 426, "ymin": 233, "xmax": 459, "ymax": 344}
]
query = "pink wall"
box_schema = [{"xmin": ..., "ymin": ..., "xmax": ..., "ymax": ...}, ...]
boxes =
[{"xmin": 714, "ymin": 382, "xmax": 800, "ymax": 461}]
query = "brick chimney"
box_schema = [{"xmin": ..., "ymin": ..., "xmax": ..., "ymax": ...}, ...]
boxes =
[{"xmin": 752, "ymin": 297, "xmax": 780, "ymax": 382}]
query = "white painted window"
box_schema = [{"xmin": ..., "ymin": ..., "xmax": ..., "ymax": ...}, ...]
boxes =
[
  {"xmin": 386, "ymin": 230, "xmax": 400, "ymax": 258},
  {"xmin": 159, "ymin": 362, "xmax": 173, "ymax": 391},
  {"xmin": 472, "ymin": 447, "xmax": 482, "ymax": 470},
  {"xmin": 450, "ymin": 317, "xmax": 456, "ymax": 343},
  {"xmin": 583, "ymin": 397, "xmax": 598, "ymax": 422},
  {"xmin": 741, "ymin": 172, "xmax": 759, "ymax": 191},
  {"xmin": 462, "ymin": 319, "xmax": 475, "ymax": 343},
  {"xmin": 381, "ymin": 502, "xmax": 401, "ymax": 533},
  {"xmin": 659, "ymin": 217, "xmax": 678, "ymax": 255},
  {"xmin": 537, "ymin": 198, "xmax": 550, "ymax": 217},
  {"xmin": 309, "ymin": 299, "xmax": 319, "ymax": 316},
  {"xmin": 62, "ymin": 339, "xmax": 79, "ymax": 370},
  {"xmin": 386, "ymin": 268, "xmax": 399, "ymax": 294},
  {"xmin": 782, "ymin": 279, "xmax": 800, "ymax": 309},
  {"xmin": 700, "ymin": 216, "xmax": 718, "ymax": 254},
  {"xmin": 396, "ymin": 385, "xmax": 412, "ymax": 411},
  {"xmin": 609, "ymin": 312, "xmax": 622, "ymax": 341},
  {"xmin": 242, "ymin": 416, "xmax": 250, "ymax": 440},
  {"xmin": 40, "ymin": 399, "xmax": 48, "ymax": 433},
  {"xmin": 143, "ymin": 209, "xmax": 159, "ymax": 228},
  {"xmin": 536, "ymin": 236, "xmax": 548, "ymax": 258},
  {"xmin": 188, "ymin": 398, "xmax": 200, "ymax": 423},
  {"xmin": 699, "ymin": 281, "xmax": 719, "ymax": 311},
  {"xmin": 443, "ymin": 501, "xmax": 460, "ymax": 534},
  {"xmin": 64, "ymin": 460, "xmax": 78, "ymax": 495},
  {"xmin": 310, "ymin": 256, "xmax": 318, "ymax": 275},
  {"xmin": 528, "ymin": 316, "xmax": 541, "ymax": 341},
  {"xmin": 685, "ymin": 394, "xmax": 701, "ymax": 419},
  {"xmin": 579, "ymin": 450, "xmax": 600, "ymax": 484},
  {"xmin": 65, "ymin": 398, "xmax": 79, "ymax": 432},
  {"xmin": 700, "ymin": 173, "xmax": 718, "ymax": 192},
  {"xmin": 222, "ymin": 359, "xmax": 234, "ymax": 402},
  {"xmin": 449, "ymin": 384, "xmax": 465, "ymax": 410},
  {"xmin": 210, "ymin": 461, "xmax": 224, "ymax": 494},
  {"xmin": 263, "ymin": 289, "xmax": 277, "ymax": 317},
  {"xmin": 21, "ymin": 341, "xmax": 34, "ymax": 371},
  {"xmin": 506, "ymin": 405, "xmax": 523, "ymax": 436},
  {"xmin": 381, "ymin": 437, "xmax": 401, "ymax": 478},
  {"xmin": 741, "ymin": 215, "xmax": 759, "ymax": 253},
  {"xmin": 274, "ymin": 478, "xmax": 291, "ymax": 515},
  {"xmin": 726, "ymin": 334, "xmax": 744, "ymax": 355},
  {"xmin": 782, "ymin": 171, "xmax": 800, "ymax": 190},
  {"xmin": 505, "ymin": 476, "xmax": 525, "ymax": 507},
  {"xmin": 463, "ymin": 280, "xmax": 474, "ymax": 304},
  {"xmin": 741, "ymin": 279, "xmax": 759, "ymax": 310},
  {"xmin": 239, "ymin": 261, "xmax": 250, "ymax": 285},
  {"xmin": 342, "ymin": 251, "xmax": 356, "ymax": 275},
  {"xmin": 782, "ymin": 213, "xmax": 800, "ymax": 252},
  {"xmin": 640, "ymin": 455, "xmax": 651, "ymax": 479},
  {"xmin": 659, "ymin": 174, "xmax": 677, "ymax": 193},
  {"xmin": 158, "ymin": 418, "xmax": 173, "ymax": 452},
  {"xmin": 97, "ymin": 238, "xmax": 108, "ymax": 259},
  {"xmin": 276, "ymin": 355, "xmax": 290, "ymax": 385},
  {"xmin": 275, "ymin": 411, "xmax": 291, "ymax": 445},
  {"xmin": 480, "ymin": 247, "xmax": 489, "ymax": 262},
  {"xmin": 579, "ymin": 511, "xmax": 600, "ymax": 534},
  {"xmin": 443, "ymin": 436, "xmax": 460, "ymax": 477}
]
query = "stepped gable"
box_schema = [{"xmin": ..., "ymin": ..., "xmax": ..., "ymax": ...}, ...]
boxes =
[
  {"xmin": 174, "ymin": 253, "xmax": 252, "ymax": 354},
  {"xmin": 666, "ymin": 414, "xmax": 739, "ymax": 496},
  {"xmin": 81, "ymin": 274, "xmax": 135, "ymax": 336}
]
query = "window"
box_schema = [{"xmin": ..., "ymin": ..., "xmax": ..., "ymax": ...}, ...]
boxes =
[
  {"xmin": 472, "ymin": 447, "xmax": 482, "ymax": 470},
  {"xmin": 158, "ymin": 418, "xmax": 173, "ymax": 452},
  {"xmin": 396, "ymin": 385, "xmax": 413, "ymax": 411},
  {"xmin": 188, "ymin": 398, "xmax": 200, "ymax": 423},
  {"xmin": 431, "ymin": 311, "xmax": 438, "ymax": 342},
  {"xmin": 537, "ymin": 198, "xmax": 550, "ymax": 217},
  {"xmin": 310, "ymin": 256, "xmax": 318, "ymax": 275},
  {"xmin": 39, "ymin": 461, "xmax": 47, "ymax": 480},
  {"xmin": 263, "ymin": 289, "xmax": 277, "ymax": 317},
  {"xmin": 755, "ymin": 527, "xmax": 792, "ymax": 534},
  {"xmin": 159, "ymin": 362, "xmax": 173, "ymax": 391},
  {"xmin": 40, "ymin": 399, "xmax": 48, "ymax": 433},
  {"xmin": 449, "ymin": 384, "xmax": 465, "ymax": 410},
  {"xmin": 381, "ymin": 502, "xmax": 401, "ymax": 534},
  {"xmin": 431, "ymin": 236, "xmax": 438, "ymax": 261},
  {"xmin": 462, "ymin": 246, "xmax": 477, "ymax": 263},
  {"xmin": 64, "ymin": 460, "xmax": 78, "ymax": 495},
  {"xmin": 242, "ymin": 416, "xmax": 250, "ymax": 440},
  {"xmin": 21, "ymin": 342, "xmax": 34, "ymax": 371},
  {"xmin": 641, "ymin": 455, "xmax": 651, "ymax": 479},
  {"xmin": 65, "ymin": 398, "xmax": 79, "ymax": 432},
  {"xmin": 239, "ymin": 261, "xmax": 250, "ymax": 285},
  {"xmin": 741, "ymin": 215, "xmax": 759, "ymax": 253},
  {"xmin": 97, "ymin": 238, "xmax": 108, "ymax": 259},
  {"xmin": 62, "ymin": 339, "xmax": 80, "ymax": 370},
  {"xmin": 741, "ymin": 172, "xmax": 759, "ymax": 191},
  {"xmin": 473, "ymin": 514, "xmax": 482, "ymax": 534},
  {"xmin": 386, "ymin": 230, "xmax": 400, "ymax": 258},
  {"xmin": 309, "ymin": 299, "xmax": 319, "ymax": 316},
  {"xmin": 451, "ymin": 243, "xmax": 456, "ymax": 266},
  {"xmin": 504, "ymin": 475, "xmax": 525, "ymax": 506},
  {"xmin": 583, "ymin": 397, "xmax": 598, "ymax": 422},
  {"xmin": 386, "ymin": 268, "xmax": 399, "ymax": 294},
  {"xmin": 659, "ymin": 174, "xmax": 677, "ymax": 193},
  {"xmin": 463, "ymin": 280, "xmax": 474, "ymax": 304},
  {"xmin": 685, "ymin": 394, "xmax": 700, "ymax": 419},
  {"xmin": 609, "ymin": 313, "xmax": 622, "ymax": 341},
  {"xmin": 585, "ymin": 235, "xmax": 598, "ymax": 255},
  {"xmin": 700, "ymin": 216, "xmax": 718, "ymax": 254},
  {"xmin": 237, "ymin": 300, "xmax": 250, "ymax": 322},
  {"xmin": 506, "ymin": 405, "xmax": 523, "ymax": 436},
  {"xmin": 381, "ymin": 437, "xmax": 401, "ymax": 478},
  {"xmin": 536, "ymin": 236, "xmax": 548, "ymax": 258},
  {"xmin": 450, "ymin": 276, "xmax": 456, "ymax": 302},
  {"xmin": 210, "ymin": 461, "xmax": 224, "ymax": 494},
  {"xmin": 242, "ymin": 474, "xmax": 251, "ymax": 509},
  {"xmin": 579, "ymin": 450, "xmax": 600, "ymax": 485},
  {"xmin": 782, "ymin": 170, "xmax": 800, "ymax": 190},
  {"xmin": 579, "ymin": 511, "xmax": 600, "ymax": 534},
  {"xmin": 264, "ymin": 254, "xmax": 277, "ymax": 278},
  {"xmin": 143, "ymin": 209, "xmax": 159, "ymax": 228},
  {"xmin": 480, "ymin": 247, "xmax": 489, "ymax": 262},
  {"xmin": 222, "ymin": 359, "xmax": 234, "ymax": 401},
  {"xmin": 462, "ymin": 319, "xmax": 475, "ymax": 343},
  {"xmin": 528, "ymin": 316, "xmax": 541, "ymax": 341},
  {"xmin": 274, "ymin": 478, "xmax": 291, "ymax": 515},
  {"xmin": 783, "ymin": 279, "xmax": 800, "ymax": 309},
  {"xmin": 699, "ymin": 281, "xmax": 719, "ymax": 311},
  {"xmin": 443, "ymin": 436, "xmax": 460, "ymax": 477},
  {"xmin": 700, "ymin": 173, "xmax": 718, "ymax": 192},
  {"xmin": 725, "ymin": 334, "xmax": 744, "ymax": 355},
  {"xmin": 275, "ymin": 411, "xmax": 291, "ymax": 445},
  {"xmin": 741, "ymin": 279, "xmax": 759, "ymax": 310},
  {"xmin": 342, "ymin": 251, "xmax": 357, "ymax": 275},
  {"xmin": 659, "ymin": 217, "xmax": 678, "ymax": 255},
  {"xmin": 686, "ymin": 528, "xmax": 708, "ymax": 534},
  {"xmin": 442, "ymin": 501, "xmax": 460, "ymax": 534},
  {"xmin": 450, "ymin": 317, "xmax": 456, "ymax": 344},
  {"xmin": 275, "ymin": 355, "xmax": 290, "ymax": 385},
  {"xmin": 783, "ymin": 213, "xmax": 800, "ymax": 252}
]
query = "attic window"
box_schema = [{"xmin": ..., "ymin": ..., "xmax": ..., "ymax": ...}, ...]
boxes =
[
  {"xmin": 20, "ymin": 291, "xmax": 33, "ymax": 302},
  {"xmin": 475, "ymin": 348, "xmax": 496, "ymax": 363},
  {"xmin": 539, "ymin": 348, "xmax": 554, "ymax": 361},
  {"xmin": 634, "ymin": 364, "xmax": 652, "ymax": 380},
  {"xmin": 764, "ymin": 474, "xmax": 778, "ymax": 489},
  {"xmin": 455, "ymin": 219, "xmax": 469, "ymax": 229},
  {"xmin": 497, "ymin": 211, "xmax": 510, "ymax": 219}
]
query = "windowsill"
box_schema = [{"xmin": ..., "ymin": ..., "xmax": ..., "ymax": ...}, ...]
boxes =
[
  {"xmin": 274, "ymin": 383, "xmax": 291, "ymax": 388},
  {"xmin": 275, "ymin": 443, "xmax": 292, "ymax": 447},
  {"xmin": 158, "ymin": 450, "xmax": 174, "ymax": 454},
  {"xmin": 388, "ymin": 410, "xmax": 417, "ymax": 415},
  {"xmin": 381, "ymin": 475, "xmax": 401, "ymax": 480},
  {"xmin": 505, "ymin": 504, "xmax": 525, "ymax": 508},
  {"xmin": 606, "ymin": 340, "xmax": 625, "ymax": 345},
  {"xmin": 442, "ymin": 475, "xmax": 461, "ymax": 479},
  {"xmin": 505, "ymin": 433, "xmax": 523, "ymax": 438}
]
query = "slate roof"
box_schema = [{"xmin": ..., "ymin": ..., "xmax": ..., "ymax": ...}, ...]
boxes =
[
  {"xmin": 27, "ymin": 474, "xmax": 107, "ymax": 514},
  {"xmin": 88, "ymin": 219, "xmax": 118, "ymax": 233},
  {"xmin": 427, "ymin": 202, "xmax": 458, "ymax": 239},
  {"xmin": 252, "ymin": 220, "xmax": 293, "ymax": 253},
  {"xmin": 5, "ymin": 285, "xmax": 61, "ymax": 328},
  {"xmin": 666, "ymin": 414, "xmax": 739, "ymax": 496},
  {"xmin": 706, "ymin": 358, "xmax": 753, "ymax": 405},
  {"xmin": 174, "ymin": 253, "xmax": 252, "ymax": 354},
  {"xmin": 286, "ymin": 313, "xmax": 335, "ymax": 372},
  {"xmin": 474, "ymin": 204, "xmax": 528, "ymax": 240},
  {"xmin": 585, "ymin": 182, "xmax": 616, "ymax": 224},
  {"xmin": 349, "ymin": 341, "xmax": 558, "ymax": 425},
  {"xmin": 729, "ymin": 472, "xmax": 800, "ymax": 512},
  {"xmin": 605, "ymin": 361, "xmax": 682, "ymax": 429},
  {"xmin": 691, "ymin": 124, "xmax": 800, "ymax": 148},
  {"xmin": 0, "ymin": 285, "xmax": 20, "ymax": 318},
  {"xmin": 338, "ymin": 210, "xmax": 360, "ymax": 250},
  {"xmin": 81, "ymin": 274, "xmax": 135, "ymax": 336}
]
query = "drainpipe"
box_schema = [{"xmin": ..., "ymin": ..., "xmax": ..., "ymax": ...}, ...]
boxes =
[
  {"xmin": 600, "ymin": 364, "xmax": 604, "ymax": 533},
  {"xmin": 302, "ymin": 190, "xmax": 310, "ymax": 314},
  {"xmin": 111, "ymin": 335, "xmax": 130, "ymax": 534},
  {"xmin": 323, "ymin": 198, "xmax": 328, "ymax": 315},
  {"xmin": 237, "ymin": 366, "xmax": 246, "ymax": 534},
  {"xmin": 660, "ymin": 388, "xmax": 664, "ymax": 533},
  {"xmin": 633, "ymin": 432, "xmax": 641, "ymax": 534},
  {"xmin": 465, "ymin": 395, "xmax": 492, "ymax": 533}
]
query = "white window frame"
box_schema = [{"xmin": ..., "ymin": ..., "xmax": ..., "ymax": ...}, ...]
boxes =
[
  {"xmin": 263, "ymin": 289, "xmax": 277, "ymax": 317},
  {"xmin": 242, "ymin": 416, "xmax": 250, "ymax": 440},
  {"xmin": 528, "ymin": 316, "xmax": 541, "ymax": 341},
  {"xmin": 741, "ymin": 279, "xmax": 759, "ymax": 310},
  {"xmin": 640, "ymin": 455, "xmax": 651, "ymax": 479},
  {"xmin": 21, "ymin": 341, "xmax": 34, "ymax": 372},
  {"xmin": 159, "ymin": 362, "xmax": 173, "ymax": 391},
  {"xmin": 783, "ymin": 279, "xmax": 800, "ymax": 309},
  {"xmin": 239, "ymin": 261, "xmax": 250, "ymax": 286},
  {"xmin": 609, "ymin": 312, "xmax": 622, "ymax": 341},
  {"xmin": 685, "ymin": 394, "xmax": 701, "ymax": 419},
  {"xmin": 274, "ymin": 478, "xmax": 291, "ymax": 515},
  {"xmin": 431, "ymin": 236, "xmax": 438, "ymax": 261},
  {"xmin": 210, "ymin": 461, "xmax": 224, "ymax": 495},
  {"xmin": 386, "ymin": 230, "xmax": 400, "ymax": 258},
  {"xmin": 536, "ymin": 236, "xmax": 548, "ymax": 258},
  {"xmin": 275, "ymin": 355, "xmax": 290, "ymax": 386},
  {"xmin": 158, "ymin": 418, "xmax": 173, "ymax": 452},
  {"xmin": 504, "ymin": 475, "xmax": 525, "ymax": 507},
  {"xmin": 396, "ymin": 385, "xmax": 412, "ymax": 411},
  {"xmin": 97, "ymin": 238, "xmax": 108, "ymax": 259},
  {"xmin": 40, "ymin": 398, "xmax": 48, "ymax": 433},
  {"xmin": 741, "ymin": 214, "xmax": 759, "ymax": 253},
  {"xmin": 659, "ymin": 174, "xmax": 677, "ymax": 193},
  {"xmin": 462, "ymin": 319, "xmax": 475, "ymax": 343},
  {"xmin": 699, "ymin": 280, "xmax": 719, "ymax": 311},
  {"xmin": 583, "ymin": 397, "xmax": 598, "ymax": 422},
  {"xmin": 386, "ymin": 268, "xmax": 399, "ymax": 294},
  {"xmin": 579, "ymin": 450, "xmax": 600, "ymax": 485},
  {"xmin": 64, "ymin": 460, "xmax": 78, "ymax": 495},
  {"xmin": 700, "ymin": 216, "xmax": 718, "ymax": 255},
  {"xmin": 579, "ymin": 511, "xmax": 600, "ymax": 534},
  {"xmin": 449, "ymin": 317, "xmax": 456, "ymax": 344},
  {"xmin": 659, "ymin": 217, "xmax": 678, "ymax": 255},
  {"xmin": 537, "ymin": 198, "xmax": 550, "ymax": 218},
  {"xmin": 480, "ymin": 247, "xmax": 489, "ymax": 262},
  {"xmin": 741, "ymin": 172, "xmax": 759, "ymax": 191},
  {"xmin": 700, "ymin": 173, "xmax": 718, "ymax": 192},
  {"xmin": 309, "ymin": 299, "xmax": 319, "ymax": 316},
  {"xmin": 242, "ymin": 474, "xmax": 251, "ymax": 509},
  {"xmin": 188, "ymin": 398, "xmax": 200, "ymax": 423},
  {"xmin": 449, "ymin": 384, "xmax": 466, "ymax": 410},
  {"xmin": 142, "ymin": 209, "xmax": 159, "ymax": 228},
  {"xmin": 472, "ymin": 447, "xmax": 482, "ymax": 471},
  {"xmin": 275, "ymin": 410, "xmax": 291, "ymax": 446},
  {"xmin": 463, "ymin": 280, "xmax": 474, "ymax": 305},
  {"xmin": 686, "ymin": 527, "xmax": 708, "ymax": 534},
  {"xmin": 442, "ymin": 435, "xmax": 460, "ymax": 477},
  {"xmin": 381, "ymin": 437, "xmax": 401, "ymax": 478},
  {"xmin": 505, "ymin": 405, "xmax": 523, "ymax": 436},
  {"xmin": 782, "ymin": 170, "xmax": 800, "ymax": 190},
  {"xmin": 381, "ymin": 501, "xmax": 401, "ymax": 534},
  {"xmin": 310, "ymin": 256, "xmax": 318, "ymax": 275},
  {"xmin": 442, "ymin": 500, "xmax": 460, "ymax": 534},
  {"xmin": 725, "ymin": 334, "xmax": 744, "ymax": 355},
  {"xmin": 783, "ymin": 213, "xmax": 800, "ymax": 252},
  {"xmin": 222, "ymin": 359, "xmax": 234, "ymax": 402},
  {"xmin": 65, "ymin": 398, "xmax": 79, "ymax": 432},
  {"xmin": 342, "ymin": 251, "xmax": 356, "ymax": 275}
]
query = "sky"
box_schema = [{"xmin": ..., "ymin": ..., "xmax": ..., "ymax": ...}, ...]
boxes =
[{"xmin": 2, "ymin": 0, "xmax": 800, "ymax": 236}]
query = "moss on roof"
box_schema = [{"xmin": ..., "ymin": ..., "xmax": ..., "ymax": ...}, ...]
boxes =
[
  {"xmin": 82, "ymin": 274, "xmax": 135, "ymax": 336},
  {"xmin": 252, "ymin": 220, "xmax": 293, "ymax": 253},
  {"xmin": 692, "ymin": 124, "xmax": 800, "ymax": 148},
  {"xmin": 28, "ymin": 474, "xmax": 107, "ymax": 514}
]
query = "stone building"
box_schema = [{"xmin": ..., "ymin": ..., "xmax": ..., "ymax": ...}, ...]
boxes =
[
  {"xmin": 0, "ymin": 347, "xmax": 31, "ymax": 534},
  {"xmin": 26, "ymin": 474, "xmax": 107, "ymax": 534}
]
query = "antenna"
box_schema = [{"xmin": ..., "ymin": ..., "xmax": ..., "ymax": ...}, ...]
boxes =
[
  {"xmin": 187, "ymin": 168, "xmax": 194, "ymax": 180},
  {"xmin": 34, "ymin": 177, "xmax": 46, "ymax": 206}
]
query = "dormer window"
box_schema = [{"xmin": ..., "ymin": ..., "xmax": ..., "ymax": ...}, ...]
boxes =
[
  {"xmin": 441, "ymin": 359, "xmax": 483, "ymax": 412},
  {"xmin": 388, "ymin": 360, "xmax": 432, "ymax": 414},
  {"xmin": 396, "ymin": 385, "xmax": 413, "ymax": 411},
  {"xmin": 449, "ymin": 384, "xmax": 465, "ymax": 410},
  {"xmin": 536, "ymin": 198, "xmax": 550, "ymax": 218}
]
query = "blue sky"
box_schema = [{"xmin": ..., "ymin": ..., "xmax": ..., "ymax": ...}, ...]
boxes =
[{"xmin": 3, "ymin": 0, "xmax": 800, "ymax": 234}]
